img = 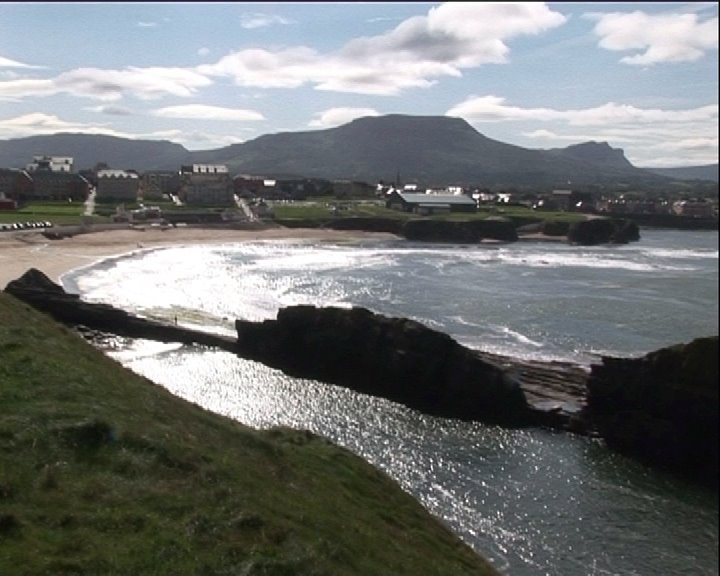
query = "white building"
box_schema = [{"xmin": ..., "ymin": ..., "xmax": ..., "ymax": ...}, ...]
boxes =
[{"xmin": 26, "ymin": 155, "xmax": 74, "ymax": 173}]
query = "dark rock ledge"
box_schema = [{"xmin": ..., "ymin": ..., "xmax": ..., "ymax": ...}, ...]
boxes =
[
  {"xmin": 4, "ymin": 268, "xmax": 717, "ymax": 488},
  {"xmin": 276, "ymin": 216, "xmax": 641, "ymax": 245}
]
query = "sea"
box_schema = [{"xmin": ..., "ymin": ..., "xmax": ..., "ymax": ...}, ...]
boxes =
[{"xmin": 62, "ymin": 228, "xmax": 719, "ymax": 576}]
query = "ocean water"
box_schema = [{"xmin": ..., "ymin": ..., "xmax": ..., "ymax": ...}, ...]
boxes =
[{"xmin": 63, "ymin": 228, "xmax": 719, "ymax": 575}]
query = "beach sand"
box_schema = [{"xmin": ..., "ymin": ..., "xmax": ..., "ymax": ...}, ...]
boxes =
[{"xmin": 0, "ymin": 225, "xmax": 399, "ymax": 290}]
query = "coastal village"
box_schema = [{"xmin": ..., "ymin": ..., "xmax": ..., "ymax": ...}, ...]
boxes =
[{"xmin": 0, "ymin": 154, "xmax": 717, "ymax": 229}]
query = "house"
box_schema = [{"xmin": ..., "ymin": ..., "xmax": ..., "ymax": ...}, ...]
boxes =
[
  {"xmin": 26, "ymin": 155, "xmax": 73, "ymax": 173},
  {"xmin": 141, "ymin": 171, "xmax": 181, "ymax": 200},
  {"xmin": 0, "ymin": 169, "xmax": 33, "ymax": 203},
  {"xmin": 179, "ymin": 164, "xmax": 234, "ymax": 206},
  {"xmin": 30, "ymin": 172, "xmax": 89, "ymax": 201},
  {"xmin": 386, "ymin": 191, "xmax": 477, "ymax": 215},
  {"xmin": 0, "ymin": 198, "xmax": 16, "ymax": 211},
  {"xmin": 233, "ymin": 174, "xmax": 266, "ymax": 198},
  {"xmin": 96, "ymin": 170, "xmax": 140, "ymax": 202},
  {"xmin": 672, "ymin": 199, "xmax": 716, "ymax": 218},
  {"xmin": 550, "ymin": 189, "xmax": 573, "ymax": 211}
]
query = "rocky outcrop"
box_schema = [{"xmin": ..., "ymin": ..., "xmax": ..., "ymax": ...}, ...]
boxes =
[
  {"xmin": 586, "ymin": 336, "xmax": 718, "ymax": 487},
  {"xmin": 2, "ymin": 269, "xmax": 571, "ymax": 430},
  {"xmin": 567, "ymin": 217, "xmax": 640, "ymax": 245},
  {"xmin": 236, "ymin": 305, "xmax": 530, "ymax": 426},
  {"xmin": 323, "ymin": 217, "xmax": 405, "ymax": 235},
  {"xmin": 275, "ymin": 217, "xmax": 405, "ymax": 235},
  {"xmin": 4, "ymin": 269, "xmax": 237, "ymax": 353},
  {"xmin": 541, "ymin": 220, "xmax": 571, "ymax": 237},
  {"xmin": 7, "ymin": 269, "xmax": 718, "ymax": 488},
  {"xmin": 401, "ymin": 218, "xmax": 518, "ymax": 243},
  {"xmin": 276, "ymin": 217, "xmax": 519, "ymax": 243}
]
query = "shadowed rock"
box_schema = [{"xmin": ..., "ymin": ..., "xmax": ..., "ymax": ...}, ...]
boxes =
[
  {"xmin": 586, "ymin": 336, "xmax": 718, "ymax": 487},
  {"xmin": 402, "ymin": 218, "xmax": 518, "ymax": 243},
  {"xmin": 567, "ymin": 218, "xmax": 640, "ymax": 245},
  {"xmin": 4, "ymin": 268, "xmax": 237, "ymax": 352},
  {"xmin": 236, "ymin": 305, "xmax": 530, "ymax": 426}
]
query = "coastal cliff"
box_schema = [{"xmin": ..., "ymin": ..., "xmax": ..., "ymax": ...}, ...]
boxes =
[{"xmin": 5, "ymin": 268, "xmax": 717, "ymax": 487}]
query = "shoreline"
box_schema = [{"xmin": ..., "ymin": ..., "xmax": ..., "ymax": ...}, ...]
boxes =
[{"xmin": 0, "ymin": 225, "xmax": 401, "ymax": 290}]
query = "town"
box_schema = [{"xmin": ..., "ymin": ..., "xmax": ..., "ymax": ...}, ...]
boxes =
[{"xmin": 0, "ymin": 154, "xmax": 717, "ymax": 230}]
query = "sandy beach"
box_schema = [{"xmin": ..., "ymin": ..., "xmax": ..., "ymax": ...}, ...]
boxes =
[{"xmin": 0, "ymin": 225, "xmax": 399, "ymax": 290}]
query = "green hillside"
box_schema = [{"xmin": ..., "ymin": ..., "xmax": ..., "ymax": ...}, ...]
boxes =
[{"xmin": 0, "ymin": 292, "xmax": 498, "ymax": 576}]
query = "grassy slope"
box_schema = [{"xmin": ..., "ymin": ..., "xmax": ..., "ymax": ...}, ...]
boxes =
[{"xmin": 0, "ymin": 292, "xmax": 498, "ymax": 576}]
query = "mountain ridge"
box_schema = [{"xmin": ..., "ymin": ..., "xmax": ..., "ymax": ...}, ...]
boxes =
[
  {"xmin": 0, "ymin": 114, "xmax": 711, "ymax": 190},
  {"xmin": 643, "ymin": 164, "xmax": 718, "ymax": 183}
]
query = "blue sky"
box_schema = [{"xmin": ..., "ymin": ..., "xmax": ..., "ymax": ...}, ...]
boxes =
[{"xmin": 0, "ymin": 2, "xmax": 717, "ymax": 168}]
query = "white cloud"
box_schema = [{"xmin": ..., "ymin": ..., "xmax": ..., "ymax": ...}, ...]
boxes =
[
  {"xmin": 137, "ymin": 21, "xmax": 157, "ymax": 28},
  {"xmin": 1, "ymin": 3, "xmax": 569, "ymax": 104},
  {"xmin": 173, "ymin": 131, "xmax": 246, "ymax": 150},
  {"xmin": 0, "ymin": 56, "xmax": 41, "ymax": 69},
  {"xmin": 152, "ymin": 104, "xmax": 264, "ymax": 121},
  {"xmin": 240, "ymin": 13, "xmax": 292, "ymax": 29},
  {"xmin": 199, "ymin": 47, "xmax": 321, "ymax": 89},
  {"xmin": 449, "ymin": 95, "xmax": 719, "ymax": 167},
  {"xmin": 86, "ymin": 105, "xmax": 134, "ymax": 116},
  {"xmin": 308, "ymin": 107, "xmax": 380, "ymax": 128},
  {"xmin": 447, "ymin": 95, "xmax": 562, "ymax": 122},
  {"xmin": 0, "ymin": 112, "xmax": 247, "ymax": 150},
  {"xmin": 197, "ymin": 47, "xmax": 210, "ymax": 57},
  {"xmin": 0, "ymin": 66, "xmax": 212, "ymax": 101},
  {"xmin": 447, "ymin": 95, "xmax": 718, "ymax": 126},
  {"xmin": 0, "ymin": 78, "xmax": 57, "ymax": 99},
  {"xmin": 201, "ymin": 2, "xmax": 567, "ymax": 95},
  {"xmin": 0, "ymin": 113, "xmax": 128, "ymax": 140},
  {"xmin": 587, "ymin": 10, "xmax": 718, "ymax": 65}
]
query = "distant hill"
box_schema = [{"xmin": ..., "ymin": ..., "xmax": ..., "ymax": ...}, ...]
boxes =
[
  {"xmin": 0, "ymin": 115, "xmax": 677, "ymax": 190},
  {"xmin": 643, "ymin": 164, "xmax": 718, "ymax": 183},
  {"xmin": 0, "ymin": 133, "xmax": 190, "ymax": 172},
  {"xmin": 196, "ymin": 115, "xmax": 668, "ymax": 189}
]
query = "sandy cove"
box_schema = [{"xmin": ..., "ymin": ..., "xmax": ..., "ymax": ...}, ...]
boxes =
[{"xmin": 0, "ymin": 225, "xmax": 400, "ymax": 290}]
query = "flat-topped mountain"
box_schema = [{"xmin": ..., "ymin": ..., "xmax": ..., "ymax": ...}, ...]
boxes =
[
  {"xmin": 196, "ymin": 115, "xmax": 666, "ymax": 188},
  {"xmin": 0, "ymin": 114, "xmax": 684, "ymax": 190}
]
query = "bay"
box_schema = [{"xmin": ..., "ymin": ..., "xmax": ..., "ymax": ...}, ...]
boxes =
[{"xmin": 63, "ymin": 228, "xmax": 719, "ymax": 575}]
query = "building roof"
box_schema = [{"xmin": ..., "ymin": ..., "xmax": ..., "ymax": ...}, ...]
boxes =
[
  {"xmin": 98, "ymin": 169, "xmax": 138, "ymax": 179},
  {"xmin": 191, "ymin": 164, "xmax": 228, "ymax": 174},
  {"xmin": 396, "ymin": 192, "xmax": 476, "ymax": 205}
]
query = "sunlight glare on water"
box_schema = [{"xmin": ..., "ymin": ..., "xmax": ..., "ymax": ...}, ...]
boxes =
[{"xmin": 64, "ymin": 229, "xmax": 719, "ymax": 576}]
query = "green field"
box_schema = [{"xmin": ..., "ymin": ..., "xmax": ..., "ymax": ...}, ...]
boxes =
[
  {"xmin": 1, "ymin": 198, "xmax": 586, "ymax": 230},
  {"xmin": 0, "ymin": 292, "xmax": 498, "ymax": 576},
  {"xmin": 270, "ymin": 199, "xmax": 586, "ymax": 227},
  {"xmin": 0, "ymin": 202, "xmax": 108, "ymax": 226}
]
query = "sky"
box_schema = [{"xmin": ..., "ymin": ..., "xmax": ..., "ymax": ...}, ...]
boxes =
[{"xmin": 0, "ymin": 2, "xmax": 717, "ymax": 168}]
